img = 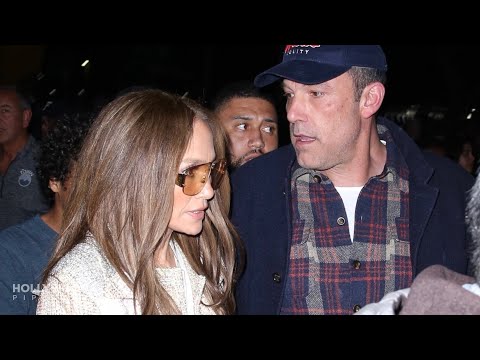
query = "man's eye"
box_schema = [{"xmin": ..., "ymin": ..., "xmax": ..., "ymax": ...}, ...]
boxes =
[
  {"xmin": 263, "ymin": 126, "xmax": 274, "ymax": 134},
  {"xmin": 283, "ymin": 92, "xmax": 293, "ymax": 98},
  {"xmin": 236, "ymin": 123, "xmax": 246, "ymax": 131},
  {"xmin": 310, "ymin": 91, "xmax": 324, "ymax": 97}
]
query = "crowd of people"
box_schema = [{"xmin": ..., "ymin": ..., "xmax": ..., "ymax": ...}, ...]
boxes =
[{"xmin": 0, "ymin": 45, "xmax": 479, "ymax": 315}]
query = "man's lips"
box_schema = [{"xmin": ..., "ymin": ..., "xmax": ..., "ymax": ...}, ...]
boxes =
[{"xmin": 293, "ymin": 134, "xmax": 316, "ymax": 145}]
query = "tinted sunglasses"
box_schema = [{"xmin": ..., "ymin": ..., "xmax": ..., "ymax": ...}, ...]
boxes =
[{"xmin": 175, "ymin": 159, "xmax": 227, "ymax": 196}]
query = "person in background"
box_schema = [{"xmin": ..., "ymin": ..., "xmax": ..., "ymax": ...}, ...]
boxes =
[
  {"xmin": 421, "ymin": 134, "xmax": 447, "ymax": 158},
  {"xmin": 0, "ymin": 86, "xmax": 50, "ymax": 230},
  {"xmin": 231, "ymin": 45, "xmax": 474, "ymax": 315},
  {"xmin": 212, "ymin": 81, "xmax": 278, "ymax": 169},
  {"xmin": 39, "ymin": 100, "xmax": 69, "ymax": 140},
  {"xmin": 37, "ymin": 90, "xmax": 241, "ymax": 315},
  {"xmin": 0, "ymin": 114, "xmax": 90, "ymax": 314},
  {"xmin": 447, "ymin": 136, "xmax": 476, "ymax": 175}
]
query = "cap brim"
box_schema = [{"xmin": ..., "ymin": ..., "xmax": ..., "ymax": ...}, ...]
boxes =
[{"xmin": 254, "ymin": 60, "xmax": 350, "ymax": 87}]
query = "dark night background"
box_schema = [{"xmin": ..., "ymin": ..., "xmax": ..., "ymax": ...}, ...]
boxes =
[
  {"xmin": 2, "ymin": 44, "xmax": 479, "ymax": 107},
  {"xmin": 1, "ymin": 44, "xmax": 479, "ymax": 147}
]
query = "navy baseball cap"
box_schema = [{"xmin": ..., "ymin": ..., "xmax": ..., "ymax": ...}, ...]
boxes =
[{"xmin": 254, "ymin": 45, "xmax": 388, "ymax": 87}]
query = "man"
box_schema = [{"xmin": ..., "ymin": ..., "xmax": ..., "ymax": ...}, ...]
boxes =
[
  {"xmin": 357, "ymin": 168, "xmax": 480, "ymax": 315},
  {"xmin": 0, "ymin": 114, "xmax": 90, "ymax": 314},
  {"xmin": 0, "ymin": 86, "xmax": 49, "ymax": 230},
  {"xmin": 212, "ymin": 81, "xmax": 278, "ymax": 168},
  {"xmin": 231, "ymin": 45, "xmax": 474, "ymax": 314}
]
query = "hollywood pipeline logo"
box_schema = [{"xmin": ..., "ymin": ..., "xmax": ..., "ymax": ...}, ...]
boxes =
[
  {"xmin": 284, "ymin": 45, "xmax": 321, "ymax": 55},
  {"xmin": 12, "ymin": 283, "xmax": 43, "ymax": 301}
]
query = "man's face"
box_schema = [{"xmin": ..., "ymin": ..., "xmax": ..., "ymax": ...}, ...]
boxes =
[
  {"xmin": 216, "ymin": 97, "xmax": 278, "ymax": 167},
  {"xmin": 0, "ymin": 90, "xmax": 30, "ymax": 146},
  {"xmin": 283, "ymin": 72, "xmax": 361, "ymax": 171}
]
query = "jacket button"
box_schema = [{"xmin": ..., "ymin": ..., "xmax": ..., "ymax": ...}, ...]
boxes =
[
  {"xmin": 353, "ymin": 304, "xmax": 361, "ymax": 313},
  {"xmin": 273, "ymin": 273, "xmax": 281, "ymax": 283},
  {"xmin": 313, "ymin": 175, "xmax": 321, "ymax": 183},
  {"xmin": 352, "ymin": 260, "xmax": 361, "ymax": 270},
  {"xmin": 337, "ymin": 217, "xmax": 346, "ymax": 226}
]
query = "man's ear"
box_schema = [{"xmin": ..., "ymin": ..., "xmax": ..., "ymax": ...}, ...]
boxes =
[
  {"xmin": 22, "ymin": 108, "xmax": 32, "ymax": 129},
  {"xmin": 360, "ymin": 82, "xmax": 385, "ymax": 119}
]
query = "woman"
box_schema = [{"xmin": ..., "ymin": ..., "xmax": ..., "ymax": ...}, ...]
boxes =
[
  {"xmin": 458, "ymin": 140, "xmax": 476, "ymax": 174},
  {"xmin": 37, "ymin": 90, "xmax": 241, "ymax": 315},
  {"xmin": 447, "ymin": 136, "xmax": 476, "ymax": 174}
]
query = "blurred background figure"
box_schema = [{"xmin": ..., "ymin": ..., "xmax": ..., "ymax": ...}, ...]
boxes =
[
  {"xmin": 0, "ymin": 113, "xmax": 91, "ymax": 314},
  {"xmin": 447, "ymin": 136, "xmax": 476, "ymax": 175},
  {"xmin": 39, "ymin": 100, "xmax": 68, "ymax": 140},
  {"xmin": 0, "ymin": 85, "xmax": 49, "ymax": 230},
  {"xmin": 211, "ymin": 81, "xmax": 278, "ymax": 170},
  {"xmin": 421, "ymin": 134, "xmax": 447, "ymax": 158}
]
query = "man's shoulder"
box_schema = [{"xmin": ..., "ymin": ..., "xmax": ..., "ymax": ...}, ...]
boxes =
[
  {"xmin": 0, "ymin": 216, "xmax": 52, "ymax": 250},
  {"xmin": 423, "ymin": 149, "xmax": 467, "ymax": 171},
  {"xmin": 0, "ymin": 216, "xmax": 56, "ymax": 273},
  {"xmin": 232, "ymin": 145, "xmax": 295, "ymax": 182},
  {"xmin": 378, "ymin": 117, "xmax": 474, "ymax": 188},
  {"xmin": 19, "ymin": 135, "xmax": 41, "ymax": 158},
  {"xmin": 422, "ymin": 150, "xmax": 474, "ymax": 187}
]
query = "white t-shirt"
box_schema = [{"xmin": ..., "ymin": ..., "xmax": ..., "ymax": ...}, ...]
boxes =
[{"xmin": 335, "ymin": 186, "xmax": 363, "ymax": 242}]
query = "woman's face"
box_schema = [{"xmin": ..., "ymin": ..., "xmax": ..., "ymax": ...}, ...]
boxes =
[
  {"xmin": 459, "ymin": 142, "xmax": 475, "ymax": 174},
  {"xmin": 169, "ymin": 118, "xmax": 216, "ymax": 236}
]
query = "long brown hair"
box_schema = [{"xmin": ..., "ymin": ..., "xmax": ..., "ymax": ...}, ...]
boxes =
[{"xmin": 42, "ymin": 90, "xmax": 241, "ymax": 314}]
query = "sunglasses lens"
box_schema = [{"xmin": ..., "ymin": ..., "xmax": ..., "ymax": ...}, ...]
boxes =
[
  {"xmin": 210, "ymin": 160, "xmax": 226, "ymax": 190},
  {"xmin": 178, "ymin": 159, "xmax": 226, "ymax": 196},
  {"xmin": 183, "ymin": 163, "xmax": 210, "ymax": 196}
]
